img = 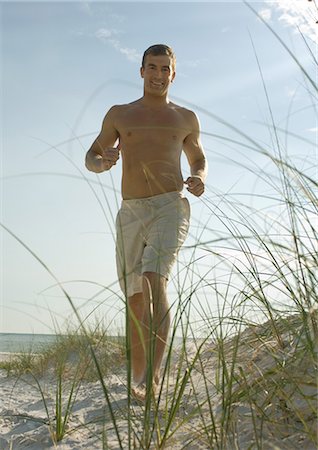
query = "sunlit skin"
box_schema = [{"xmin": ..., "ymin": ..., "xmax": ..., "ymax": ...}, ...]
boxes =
[{"xmin": 86, "ymin": 52, "xmax": 207, "ymax": 402}]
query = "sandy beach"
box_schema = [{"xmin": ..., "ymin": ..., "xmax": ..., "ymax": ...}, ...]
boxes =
[{"xmin": 1, "ymin": 323, "xmax": 317, "ymax": 450}]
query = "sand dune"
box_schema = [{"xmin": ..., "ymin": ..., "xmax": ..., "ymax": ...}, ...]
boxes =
[{"xmin": 1, "ymin": 323, "xmax": 317, "ymax": 449}]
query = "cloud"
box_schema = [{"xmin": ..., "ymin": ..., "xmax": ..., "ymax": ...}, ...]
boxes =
[
  {"xmin": 307, "ymin": 127, "xmax": 318, "ymax": 133},
  {"xmin": 264, "ymin": 0, "xmax": 317, "ymax": 41},
  {"xmin": 119, "ymin": 47, "xmax": 141, "ymax": 63},
  {"xmin": 258, "ymin": 8, "xmax": 272, "ymax": 22},
  {"xmin": 94, "ymin": 29, "xmax": 141, "ymax": 63},
  {"xmin": 77, "ymin": 4, "xmax": 137, "ymax": 63},
  {"xmin": 73, "ymin": 23, "xmax": 140, "ymax": 63},
  {"xmin": 109, "ymin": 39, "xmax": 141, "ymax": 63},
  {"xmin": 95, "ymin": 28, "xmax": 114, "ymax": 41}
]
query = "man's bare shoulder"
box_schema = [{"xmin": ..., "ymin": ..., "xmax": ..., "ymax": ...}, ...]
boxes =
[
  {"xmin": 170, "ymin": 102, "xmax": 196, "ymax": 116},
  {"xmin": 108, "ymin": 100, "xmax": 142, "ymax": 114},
  {"xmin": 105, "ymin": 102, "xmax": 142, "ymax": 125},
  {"xmin": 170, "ymin": 103, "xmax": 199, "ymax": 128}
]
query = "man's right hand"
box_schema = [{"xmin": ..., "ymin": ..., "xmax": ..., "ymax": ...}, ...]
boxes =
[
  {"xmin": 86, "ymin": 144, "xmax": 120, "ymax": 173},
  {"xmin": 100, "ymin": 145, "xmax": 120, "ymax": 171}
]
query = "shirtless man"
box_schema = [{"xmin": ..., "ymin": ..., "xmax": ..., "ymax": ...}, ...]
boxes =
[{"xmin": 85, "ymin": 44, "xmax": 207, "ymax": 401}]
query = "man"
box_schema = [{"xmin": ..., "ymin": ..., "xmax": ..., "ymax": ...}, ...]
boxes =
[{"xmin": 85, "ymin": 44, "xmax": 207, "ymax": 402}]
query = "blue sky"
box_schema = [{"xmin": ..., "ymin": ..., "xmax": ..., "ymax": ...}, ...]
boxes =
[{"xmin": 1, "ymin": 1, "xmax": 316, "ymax": 334}]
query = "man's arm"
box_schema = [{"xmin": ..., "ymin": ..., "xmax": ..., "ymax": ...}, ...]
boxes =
[
  {"xmin": 85, "ymin": 106, "xmax": 120, "ymax": 173},
  {"xmin": 183, "ymin": 111, "xmax": 207, "ymax": 197}
]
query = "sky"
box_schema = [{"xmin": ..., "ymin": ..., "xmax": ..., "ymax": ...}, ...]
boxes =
[{"xmin": 1, "ymin": 1, "xmax": 317, "ymax": 335}]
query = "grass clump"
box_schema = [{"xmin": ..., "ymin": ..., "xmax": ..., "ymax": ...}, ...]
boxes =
[
  {"xmin": 216, "ymin": 314, "xmax": 318, "ymax": 449},
  {"xmin": 0, "ymin": 350, "xmax": 40, "ymax": 377},
  {"xmin": 0, "ymin": 327, "xmax": 125, "ymax": 381}
]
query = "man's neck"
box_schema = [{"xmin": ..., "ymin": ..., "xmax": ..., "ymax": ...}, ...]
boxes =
[{"xmin": 141, "ymin": 93, "xmax": 170, "ymax": 108}]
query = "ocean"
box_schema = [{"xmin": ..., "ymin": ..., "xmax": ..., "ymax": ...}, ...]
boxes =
[
  {"xmin": 0, "ymin": 333, "xmax": 189, "ymax": 354},
  {"xmin": 0, "ymin": 333, "xmax": 60, "ymax": 354}
]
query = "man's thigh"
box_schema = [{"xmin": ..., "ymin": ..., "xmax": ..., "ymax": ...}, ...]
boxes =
[
  {"xmin": 116, "ymin": 208, "xmax": 147, "ymax": 296},
  {"xmin": 142, "ymin": 197, "xmax": 190, "ymax": 277}
]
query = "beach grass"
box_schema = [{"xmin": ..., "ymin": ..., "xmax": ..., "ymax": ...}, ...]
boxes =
[{"xmin": 0, "ymin": 326, "xmax": 126, "ymax": 381}]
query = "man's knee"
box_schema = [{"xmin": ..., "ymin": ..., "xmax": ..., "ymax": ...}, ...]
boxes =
[
  {"xmin": 143, "ymin": 272, "xmax": 167, "ymax": 292},
  {"xmin": 143, "ymin": 271, "xmax": 167, "ymax": 282},
  {"xmin": 129, "ymin": 292, "xmax": 143, "ymax": 305},
  {"xmin": 128, "ymin": 292, "xmax": 144, "ymax": 316}
]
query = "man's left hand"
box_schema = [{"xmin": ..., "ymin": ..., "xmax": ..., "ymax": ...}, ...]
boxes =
[{"xmin": 184, "ymin": 176, "xmax": 205, "ymax": 197}]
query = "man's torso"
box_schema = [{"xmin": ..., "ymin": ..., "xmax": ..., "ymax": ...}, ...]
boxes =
[{"xmin": 113, "ymin": 100, "xmax": 193, "ymax": 199}]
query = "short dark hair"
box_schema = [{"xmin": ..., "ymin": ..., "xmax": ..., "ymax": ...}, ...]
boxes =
[{"xmin": 142, "ymin": 44, "xmax": 176, "ymax": 70}]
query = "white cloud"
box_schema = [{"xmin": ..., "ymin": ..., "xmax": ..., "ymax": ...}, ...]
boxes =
[
  {"xmin": 258, "ymin": 8, "xmax": 272, "ymax": 22},
  {"xmin": 95, "ymin": 28, "xmax": 114, "ymax": 41},
  {"xmin": 118, "ymin": 46, "xmax": 141, "ymax": 63},
  {"xmin": 109, "ymin": 39, "xmax": 141, "ymax": 63},
  {"xmin": 74, "ymin": 25, "xmax": 140, "ymax": 63},
  {"xmin": 77, "ymin": 4, "xmax": 137, "ymax": 63},
  {"xmin": 264, "ymin": 0, "xmax": 317, "ymax": 41},
  {"xmin": 94, "ymin": 30, "xmax": 141, "ymax": 63},
  {"xmin": 307, "ymin": 127, "xmax": 318, "ymax": 133}
]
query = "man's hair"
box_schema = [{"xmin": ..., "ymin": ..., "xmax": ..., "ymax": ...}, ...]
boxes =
[{"xmin": 142, "ymin": 44, "xmax": 176, "ymax": 70}]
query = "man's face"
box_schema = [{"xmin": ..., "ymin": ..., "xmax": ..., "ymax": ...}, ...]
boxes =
[{"xmin": 140, "ymin": 54, "xmax": 176, "ymax": 96}]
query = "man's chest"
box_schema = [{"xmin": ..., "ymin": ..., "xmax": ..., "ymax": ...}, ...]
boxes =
[{"xmin": 116, "ymin": 108, "xmax": 189, "ymax": 144}]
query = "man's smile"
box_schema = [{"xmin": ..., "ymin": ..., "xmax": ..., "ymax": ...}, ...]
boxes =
[{"xmin": 150, "ymin": 81, "xmax": 164, "ymax": 88}]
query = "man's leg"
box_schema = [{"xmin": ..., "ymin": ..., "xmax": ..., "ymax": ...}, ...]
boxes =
[
  {"xmin": 131, "ymin": 271, "xmax": 170, "ymax": 401},
  {"xmin": 142, "ymin": 271, "xmax": 170, "ymax": 385},
  {"xmin": 128, "ymin": 293, "xmax": 148, "ymax": 384}
]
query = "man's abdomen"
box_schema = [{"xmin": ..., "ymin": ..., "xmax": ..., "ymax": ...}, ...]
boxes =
[{"xmin": 122, "ymin": 163, "xmax": 184, "ymax": 199}]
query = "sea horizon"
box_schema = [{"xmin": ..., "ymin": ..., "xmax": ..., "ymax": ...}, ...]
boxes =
[
  {"xmin": 0, "ymin": 332, "xmax": 124, "ymax": 354},
  {"xmin": 0, "ymin": 332, "xmax": 67, "ymax": 354},
  {"xmin": 0, "ymin": 332, "xmax": 191, "ymax": 354}
]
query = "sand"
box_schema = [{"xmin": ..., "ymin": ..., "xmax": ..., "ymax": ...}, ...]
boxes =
[{"xmin": 0, "ymin": 326, "xmax": 317, "ymax": 449}]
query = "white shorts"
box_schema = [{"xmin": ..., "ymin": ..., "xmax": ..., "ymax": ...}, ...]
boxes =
[{"xmin": 116, "ymin": 191, "xmax": 190, "ymax": 297}]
